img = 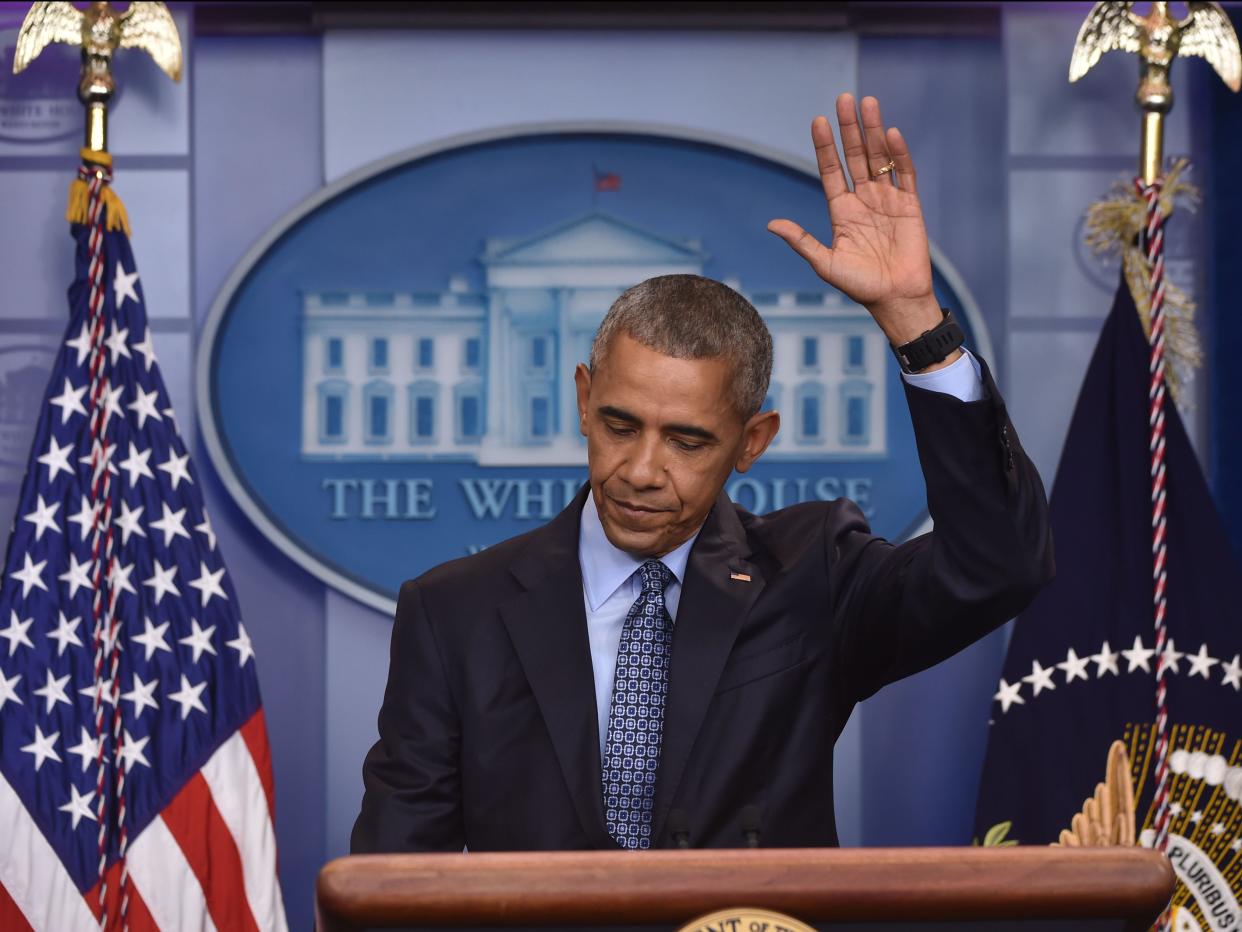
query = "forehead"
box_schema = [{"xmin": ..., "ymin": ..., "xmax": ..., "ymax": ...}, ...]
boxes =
[{"xmin": 593, "ymin": 334, "xmax": 738, "ymax": 425}]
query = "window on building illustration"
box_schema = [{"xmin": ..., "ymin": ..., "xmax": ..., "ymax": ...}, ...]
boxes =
[
  {"xmin": 461, "ymin": 396, "xmax": 480, "ymax": 438},
  {"xmin": 845, "ymin": 335, "xmax": 866, "ymax": 372},
  {"xmin": 456, "ymin": 383, "xmax": 484, "ymax": 443},
  {"xmin": 363, "ymin": 381, "xmax": 393, "ymax": 444},
  {"xmin": 408, "ymin": 382, "xmax": 438, "ymax": 444},
  {"xmin": 418, "ymin": 338, "xmax": 434, "ymax": 369},
  {"xmin": 370, "ymin": 395, "xmax": 389, "ymax": 440},
  {"xmin": 325, "ymin": 337, "xmax": 343, "ymax": 372},
  {"xmin": 802, "ymin": 337, "xmax": 818, "ymax": 369},
  {"xmin": 847, "ymin": 397, "xmax": 865, "ymax": 439},
  {"xmin": 415, "ymin": 396, "xmax": 434, "ymax": 438},
  {"xmin": 530, "ymin": 395, "xmax": 551, "ymax": 439},
  {"xmin": 840, "ymin": 380, "xmax": 873, "ymax": 446},
  {"xmin": 794, "ymin": 383, "xmax": 824, "ymax": 444},
  {"xmin": 325, "ymin": 396, "xmax": 343, "ymax": 437},
  {"xmin": 463, "ymin": 337, "xmax": 481, "ymax": 370},
  {"xmin": 317, "ymin": 380, "xmax": 349, "ymax": 445},
  {"xmin": 531, "ymin": 336, "xmax": 548, "ymax": 370},
  {"xmin": 370, "ymin": 337, "xmax": 388, "ymax": 372},
  {"xmin": 801, "ymin": 394, "xmax": 820, "ymax": 438}
]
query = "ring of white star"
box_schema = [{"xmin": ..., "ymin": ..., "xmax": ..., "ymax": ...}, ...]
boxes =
[{"xmin": 992, "ymin": 638, "xmax": 1242, "ymax": 714}]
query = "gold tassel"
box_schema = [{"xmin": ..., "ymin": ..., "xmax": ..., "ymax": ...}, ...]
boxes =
[
  {"xmin": 101, "ymin": 188, "xmax": 130, "ymax": 235},
  {"xmin": 1083, "ymin": 159, "xmax": 1201, "ymax": 403},
  {"xmin": 64, "ymin": 147, "xmax": 132, "ymax": 236},
  {"xmin": 65, "ymin": 178, "xmax": 89, "ymax": 226}
]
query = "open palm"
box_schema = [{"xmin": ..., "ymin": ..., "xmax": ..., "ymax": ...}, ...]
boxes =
[{"xmin": 769, "ymin": 94, "xmax": 938, "ymax": 346}]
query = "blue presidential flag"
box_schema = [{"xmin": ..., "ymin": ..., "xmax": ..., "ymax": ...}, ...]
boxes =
[
  {"xmin": 0, "ymin": 159, "xmax": 286, "ymax": 931},
  {"xmin": 974, "ymin": 278, "xmax": 1242, "ymax": 928}
]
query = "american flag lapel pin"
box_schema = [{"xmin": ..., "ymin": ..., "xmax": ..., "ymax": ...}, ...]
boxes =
[{"xmin": 730, "ymin": 571, "xmax": 752, "ymax": 582}]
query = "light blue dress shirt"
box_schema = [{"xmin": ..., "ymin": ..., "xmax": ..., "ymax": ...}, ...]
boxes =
[
  {"xmin": 577, "ymin": 349, "xmax": 984, "ymax": 752},
  {"xmin": 579, "ymin": 493, "xmax": 701, "ymax": 753}
]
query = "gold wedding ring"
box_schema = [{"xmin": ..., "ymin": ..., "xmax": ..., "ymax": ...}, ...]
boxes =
[{"xmin": 871, "ymin": 159, "xmax": 896, "ymax": 178}]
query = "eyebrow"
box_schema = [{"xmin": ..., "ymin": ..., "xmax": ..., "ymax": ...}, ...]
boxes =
[{"xmin": 597, "ymin": 405, "xmax": 720, "ymax": 443}]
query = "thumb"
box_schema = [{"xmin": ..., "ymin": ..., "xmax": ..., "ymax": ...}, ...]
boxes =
[{"xmin": 767, "ymin": 219, "xmax": 833, "ymax": 276}]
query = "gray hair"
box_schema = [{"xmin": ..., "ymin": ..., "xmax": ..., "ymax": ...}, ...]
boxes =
[{"xmin": 589, "ymin": 274, "xmax": 773, "ymax": 418}]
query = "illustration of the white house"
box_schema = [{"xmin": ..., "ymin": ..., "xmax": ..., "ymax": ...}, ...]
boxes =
[{"xmin": 300, "ymin": 213, "xmax": 886, "ymax": 464}]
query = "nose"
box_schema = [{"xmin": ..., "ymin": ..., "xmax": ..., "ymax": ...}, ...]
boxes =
[{"xmin": 618, "ymin": 432, "xmax": 666, "ymax": 491}]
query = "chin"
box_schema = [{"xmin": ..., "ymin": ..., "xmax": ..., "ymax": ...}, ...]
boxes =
[{"xmin": 600, "ymin": 520, "xmax": 666, "ymax": 558}]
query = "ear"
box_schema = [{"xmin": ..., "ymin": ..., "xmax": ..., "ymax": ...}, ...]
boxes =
[
  {"xmin": 734, "ymin": 410, "xmax": 780, "ymax": 473},
  {"xmin": 573, "ymin": 363, "xmax": 592, "ymax": 436}
]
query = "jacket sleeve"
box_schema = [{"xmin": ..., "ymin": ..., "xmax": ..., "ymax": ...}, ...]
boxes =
[
  {"xmin": 351, "ymin": 579, "xmax": 464, "ymax": 852},
  {"xmin": 829, "ymin": 355, "xmax": 1055, "ymax": 704}
]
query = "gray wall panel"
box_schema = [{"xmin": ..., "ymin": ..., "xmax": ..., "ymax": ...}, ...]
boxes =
[{"xmin": 192, "ymin": 34, "xmax": 327, "ymax": 932}]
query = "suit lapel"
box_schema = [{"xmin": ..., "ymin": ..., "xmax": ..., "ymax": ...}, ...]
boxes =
[
  {"xmin": 499, "ymin": 486, "xmax": 615, "ymax": 849},
  {"xmin": 651, "ymin": 492, "xmax": 765, "ymax": 843}
]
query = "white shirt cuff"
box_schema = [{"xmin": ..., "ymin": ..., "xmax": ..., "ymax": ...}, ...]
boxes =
[{"xmin": 900, "ymin": 348, "xmax": 985, "ymax": 402}]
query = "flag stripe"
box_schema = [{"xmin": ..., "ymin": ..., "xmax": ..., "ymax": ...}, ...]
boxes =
[
  {"xmin": 0, "ymin": 770, "xmax": 99, "ymax": 932},
  {"xmin": 162, "ymin": 772, "xmax": 261, "ymax": 932},
  {"xmin": 201, "ymin": 727, "xmax": 288, "ymax": 932},
  {"xmin": 128, "ymin": 815, "xmax": 217, "ymax": 932},
  {"xmin": 0, "ymin": 877, "xmax": 35, "ymax": 932},
  {"xmin": 240, "ymin": 710, "xmax": 277, "ymax": 827},
  {"xmin": 120, "ymin": 871, "xmax": 160, "ymax": 932},
  {"xmin": 84, "ymin": 857, "xmax": 161, "ymax": 932}
]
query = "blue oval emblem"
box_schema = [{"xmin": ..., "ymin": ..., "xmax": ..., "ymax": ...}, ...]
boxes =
[{"xmin": 198, "ymin": 126, "xmax": 991, "ymax": 613}]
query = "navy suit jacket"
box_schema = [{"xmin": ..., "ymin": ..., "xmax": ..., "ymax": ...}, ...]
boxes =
[{"xmin": 351, "ymin": 360, "xmax": 1054, "ymax": 852}]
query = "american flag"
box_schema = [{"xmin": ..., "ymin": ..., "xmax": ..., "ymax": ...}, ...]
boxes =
[
  {"xmin": 0, "ymin": 159, "xmax": 287, "ymax": 931},
  {"xmin": 593, "ymin": 169, "xmax": 621, "ymax": 192}
]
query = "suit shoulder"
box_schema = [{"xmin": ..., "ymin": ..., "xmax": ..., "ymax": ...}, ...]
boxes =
[
  {"xmin": 736, "ymin": 497, "xmax": 873, "ymax": 565},
  {"xmin": 400, "ymin": 521, "xmax": 549, "ymax": 602}
]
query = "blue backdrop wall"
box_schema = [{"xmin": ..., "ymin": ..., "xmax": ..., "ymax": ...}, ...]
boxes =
[{"xmin": 0, "ymin": 6, "xmax": 1231, "ymax": 929}]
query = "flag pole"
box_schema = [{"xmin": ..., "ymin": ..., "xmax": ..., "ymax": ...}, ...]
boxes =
[
  {"xmin": 11, "ymin": 5, "xmax": 181, "ymax": 929},
  {"xmin": 1068, "ymin": 2, "xmax": 1239, "ymax": 921}
]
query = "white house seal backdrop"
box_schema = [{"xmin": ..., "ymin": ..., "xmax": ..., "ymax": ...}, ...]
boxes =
[{"xmin": 198, "ymin": 126, "xmax": 991, "ymax": 614}]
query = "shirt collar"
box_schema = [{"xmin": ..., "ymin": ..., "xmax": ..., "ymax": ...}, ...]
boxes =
[{"xmin": 579, "ymin": 492, "xmax": 699, "ymax": 612}]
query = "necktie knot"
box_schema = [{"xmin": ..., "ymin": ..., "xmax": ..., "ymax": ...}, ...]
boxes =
[{"xmin": 638, "ymin": 559, "xmax": 672, "ymax": 596}]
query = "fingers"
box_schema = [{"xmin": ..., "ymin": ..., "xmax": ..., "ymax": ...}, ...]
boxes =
[
  {"xmin": 887, "ymin": 126, "xmax": 918, "ymax": 195},
  {"xmin": 766, "ymin": 219, "xmax": 832, "ymax": 273},
  {"xmin": 859, "ymin": 95, "xmax": 896, "ymax": 187},
  {"xmin": 835, "ymin": 93, "xmax": 870, "ymax": 190},
  {"xmin": 811, "ymin": 115, "xmax": 849, "ymax": 201}
]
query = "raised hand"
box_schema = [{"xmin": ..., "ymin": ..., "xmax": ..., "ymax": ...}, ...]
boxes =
[{"xmin": 768, "ymin": 94, "xmax": 949, "ymax": 356}]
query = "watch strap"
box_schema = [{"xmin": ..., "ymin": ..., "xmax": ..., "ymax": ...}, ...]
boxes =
[{"xmin": 892, "ymin": 309, "xmax": 965, "ymax": 374}]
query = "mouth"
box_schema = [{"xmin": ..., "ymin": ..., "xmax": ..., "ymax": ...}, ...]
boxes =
[{"xmin": 607, "ymin": 495, "xmax": 670, "ymax": 527}]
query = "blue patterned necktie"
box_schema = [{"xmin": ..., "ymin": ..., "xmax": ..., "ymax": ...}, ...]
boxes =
[{"xmin": 602, "ymin": 559, "xmax": 674, "ymax": 849}]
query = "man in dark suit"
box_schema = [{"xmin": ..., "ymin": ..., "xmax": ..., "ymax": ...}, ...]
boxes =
[{"xmin": 352, "ymin": 94, "xmax": 1053, "ymax": 853}]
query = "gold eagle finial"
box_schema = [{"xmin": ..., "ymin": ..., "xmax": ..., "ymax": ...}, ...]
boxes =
[
  {"xmin": 1069, "ymin": 2, "xmax": 1240, "ymax": 182},
  {"xmin": 1070, "ymin": 2, "xmax": 1240, "ymax": 99},
  {"xmin": 10, "ymin": 2, "xmax": 182, "ymax": 153},
  {"xmin": 13, "ymin": 2, "xmax": 181, "ymax": 81}
]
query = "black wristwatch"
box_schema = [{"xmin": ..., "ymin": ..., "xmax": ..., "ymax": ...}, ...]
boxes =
[{"xmin": 891, "ymin": 308, "xmax": 965, "ymax": 374}]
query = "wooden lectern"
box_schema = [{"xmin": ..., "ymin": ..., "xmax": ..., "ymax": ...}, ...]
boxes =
[{"xmin": 315, "ymin": 847, "xmax": 1174, "ymax": 931}]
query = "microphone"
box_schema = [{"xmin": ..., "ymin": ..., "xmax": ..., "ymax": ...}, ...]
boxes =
[
  {"xmin": 740, "ymin": 804, "xmax": 762, "ymax": 848},
  {"xmin": 668, "ymin": 809, "xmax": 691, "ymax": 849}
]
